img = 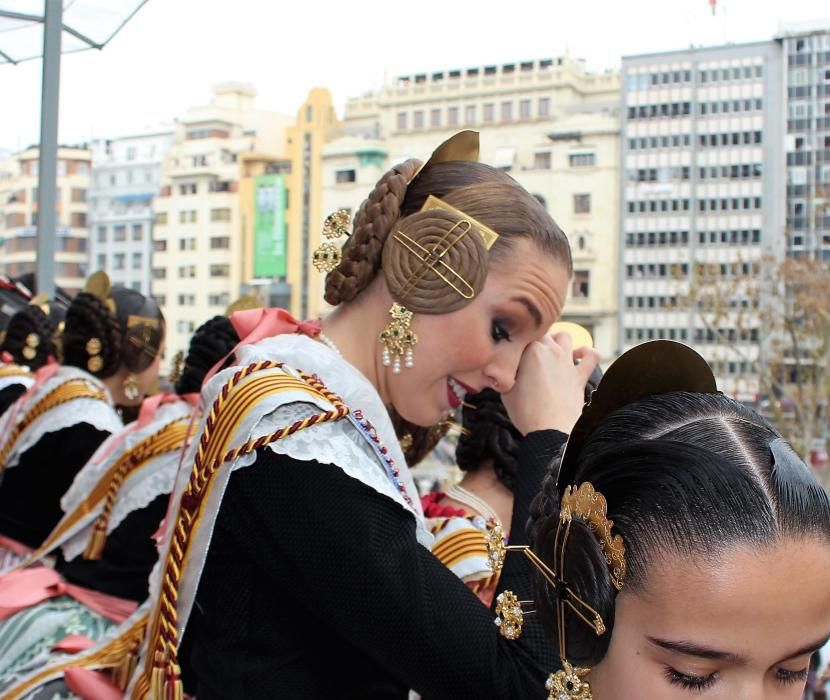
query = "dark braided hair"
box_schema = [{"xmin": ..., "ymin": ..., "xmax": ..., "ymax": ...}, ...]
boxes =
[
  {"xmin": 0, "ymin": 305, "xmax": 58, "ymax": 370},
  {"xmin": 175, "ymin": 316, "xmax": 239, "ymax": 395},
  {"xmin": 455, "ymin": 388, "xmax": 521, "ymax": 491},
  {"xmin": 62, "ymin": 287, "xmax": 164, "ymax": 379}
]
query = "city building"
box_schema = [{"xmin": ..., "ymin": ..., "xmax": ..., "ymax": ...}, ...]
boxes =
[
  {"xmin": 151, "ymin": 83, "xmax": 291, "ymax": 357},
  {"xmin": 320, "ymin": 57, "xmax": 622, "ymax": 354},
  {"xmin": 87, "ymin": 129, "xmax": 174, "ymax": 295},
  {"xmin": 777, "ymin": 21, "xmax": 830, "ymax": 259},
  {"xmin": 619, "ymin": 41, "xmax": 786, "ymax": 401},
  {"xmin": 0, "ymin": 146, "xmax": 91, "ymax": 294}
]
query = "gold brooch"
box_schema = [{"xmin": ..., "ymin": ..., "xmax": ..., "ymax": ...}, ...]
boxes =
[{"xmin": 312, "ymin": 209, "xmax": 351, "ymax": 273}]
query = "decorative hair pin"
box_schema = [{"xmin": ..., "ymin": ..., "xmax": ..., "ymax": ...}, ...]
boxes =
[
  {"xmin": 22, "ymin": 333, "xmax": 39, "ymax": 361},
  {"xmin": 86, "ymin": 337, "xmax": 103, "ymax": 373},
  {"xmin": 313, "ymin": 209, "xmax": 352, "ymax": 273},
  {"xmin": 486, "ymin": 481, "xmax": 626, "ymax": 700},
  {"xmin": 83, "ymin": 270, "xmax": 116, "ymax": 314},
  {"xmin": 419, "ymin": 195, "xmax": 499, "ymax": 250}
]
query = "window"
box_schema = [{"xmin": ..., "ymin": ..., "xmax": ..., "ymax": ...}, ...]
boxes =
[
  {"xmin": 155, "ymin": 212, "xmax": 167, "ymax": 225},
  {"xmin": 132, "ymin": 253, "xmax": 142, "ymax": 270},
  {"xmin": 178, "ymin": 265, "xmax": 196, "ymax": 278},
  {"xmin": 97, "ymin": 226, "xmax": 107, "ymax": 243},
  {"xmin": 178, "ymin": 210, "xmax": 197, "ymax": 223},
  {"xmin": 465, "ymin": 105, "xmax": 476, "ymax": 124},
  {"xmin": 430, "ymin": 108, "xmax": 441, "ymax": 127},
  {"xmin": 127, "ymin": 147, "xmax": 136, "ymax": 161},
  {"xmin": 397, "ymin": 112, "xmax": 407, "ymax": 130},
  {"xmin": 538, "ymin": 97, "xmax": 550, "ymax": 117},
  {"xmin": 210, "ymin": 236, "xmax": 230, "ymax": 249},
  {"xmin": 448, "ymin": 107, "xmax": 459, "ymax": 126},
  {"xmin": 154, "ymin": 239, "xmax": 167, "ymax": 252},
  {"xmin": 533, "ymin": 151, "xmax": 552, "ymax": 170},
  {"xmin": 152, "ymin": 267, "xmax": 166, "ymax": 280},
  {"xmin": 210, "ymin": 208, "xmax": 232, "ymax": 221},
  {"xmin": 519, "ymin": 99, "xmax": 531, "ymax": 120},
  {"xmin": 335, "ymin": 169, "xmax": 356, "ymax": 184},
  {"xmin": 209, "ymin": 292, "xmax": 231, "ymax": 306},
  {"xmin": 483, "ymin": 103, "xmax": 495, "ymax": 123},
  {"xmin": 210, "ymin": 264, "xmax": 230, "ymax": 277},
  {"xmin": 574, "ymin": 193, "xmax": 591, "ymax": 214},
  {"xmin": 114, "ymin": 225, "xmax": 127, "ymax": 242},
  {"xmin": 176, "ymin": 320, "xmax": 195, "ymax": 334},
  {"xmin": 113, "ymin": 253, "xmax": 125, "ymax": 270},
  {"xmin": 179, "ymin": 238, "xmax": 196, "ymax": 251},
  {"xmin": 501, "ymin": 101, "xmax": 513, "ymax": 122},
  {"xmin": 71, "ymin": 188, "xmax": 86, "ymax": 203},
  {"xmin": 96, "ymin": 254, "xmax": 106, "ymax": 269},
  {"xmin": 413, "ymin": 110, "xmax": 424, "ymax": 129},
  {"xmin": 569, "ymin": 153, "xmax": 596, "ymax": 167},
  {"xmin": 153, "ymin": 294, "xmax": 166, "ymax": 307},
  {"xmin": 132, "ymin": 224, "xmax": 143, "ymax": 241},
  {"xmin": 572, "ymin": 270, "xmax": 590, "ymax": 299},
  {"xmin": 179, "ymin": 183, "xmax": 197, "ymax": 195},
  {"xmin": 177, "ymin": 294, "xmax": 196, "ymax": 306}
]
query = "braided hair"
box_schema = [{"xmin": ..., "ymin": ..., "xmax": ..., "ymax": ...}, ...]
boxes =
[
  {"xmin": 455, "ymin": 388, "xmax": 521, "ymax": 491},
  {"xmin": 62, "ymin": 287, "xmax": 164, "ymax": 379},
  {"xmin": 175, "ymin": 316, "xmax": 240, "ymax": 395},
  {"xmin": 0, "ymin": 305, "xmax": 58, "ymax": 370},
  {"xmin": 324, "ymin": 154, "xmax": 572, "ymax": 450}
]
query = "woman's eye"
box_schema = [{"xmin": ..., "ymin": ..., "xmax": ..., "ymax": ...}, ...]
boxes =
[
  {"xmin": 664, "ymin": 666, "xmax": 717, "ymax": 691},
  {"xmin": 491, "ymin": 320, "xmax": 511, "ymax": 343},
  {"xmin": 775, "ymin": 667, "xmax": 808, "ymax": 686}
]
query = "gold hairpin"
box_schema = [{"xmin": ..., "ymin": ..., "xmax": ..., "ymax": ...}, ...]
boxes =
[
  {"xmin": 22, "ymin": 332, "xmax": 40, "ymax": 360},
  {"xmin": 494, "ymin": 590, "xmax": 535, "ymax": 640},
  {"xmin": 126, "ymin": 314, "xmax": 160, "ymax": 329},
  {"xmin": 420, "ymin": 195, "xmax": 499, "ymax": 250},
  {"xmin": 313, "ymin": 209, "xmax": 352, "ymax": 273}
]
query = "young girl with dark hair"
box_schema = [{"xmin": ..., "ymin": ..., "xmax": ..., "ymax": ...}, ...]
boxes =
[
  {"xmin": 518, "ymin": 341, "xmax": 830, "ymax": 700},
  {"xmin": 125, "ymin": 132, "xmax": 599, "ymax": 699},
  {"xmin": 0, "ymin": 278, "xmax": 164, "ymax": 560},
  {"xmin": 0, "ymin": 315, "xmax": 240, "ymax": 693}
]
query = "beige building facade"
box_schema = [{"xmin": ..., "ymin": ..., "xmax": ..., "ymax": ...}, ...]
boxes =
[
  {"xmin": 151, "ymin": 83, "xmax": 291, "ymax": 358},
  {"xmin": 0, "ymin": 146, "xmax": 91, "ymax": 295}
]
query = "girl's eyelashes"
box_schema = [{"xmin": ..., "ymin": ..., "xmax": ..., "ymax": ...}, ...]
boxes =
[
  {"xmin": 491, "ymin": 319, "xmax": 511, "ymax": 343},
  {"xmin": 663, "ymin": 666, "xmax": 717, "ymax": 692}
]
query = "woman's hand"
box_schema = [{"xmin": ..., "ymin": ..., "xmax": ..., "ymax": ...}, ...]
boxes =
[{"xmin": 501, "ymin": 332, "xmax": 600, "ymax": 436}]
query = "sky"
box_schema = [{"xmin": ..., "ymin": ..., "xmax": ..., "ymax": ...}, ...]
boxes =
[{"xmin": 0, "ymin": 0, "xmax": 829, "ymax": 151}]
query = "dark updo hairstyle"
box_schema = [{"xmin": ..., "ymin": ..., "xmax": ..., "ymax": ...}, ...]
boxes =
[
  {"xmin": 62, "ymin": 287, "xmax": 165, "ymax": 379},
  {"xmin": 455, "ymin": 388, "xmax": 522, "ymax": 490},
  {"xmin": 528, "ymin": 391, "xmax": 830, "ymax": 668},
  {"xmin": 0, "ymin": 305, "xmax": 61, "ymax": 370},
  {"xmin": 323, "ymin": 140, "xmax": 573, "ymax": 446},
  {"xmin": 175, "ymin": 316, "xmax": 239, "ymax": 396}
]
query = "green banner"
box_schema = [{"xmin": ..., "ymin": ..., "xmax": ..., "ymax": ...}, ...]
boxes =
[{"xmin": 253, "ymin": 174, "xmax": 286, "ymax": 277}]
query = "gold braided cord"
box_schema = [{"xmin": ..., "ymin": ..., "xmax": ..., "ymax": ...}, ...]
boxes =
[
  {"xmin": 0, "ymin": 379, "xmax": 107, "ymax": 474},
  {"xmin": 131, "ymin": 362, "xmax": 349, "ymax": 699},
  {"xmin": 84, "ymin": 420, "xmax": 196, "ymax": 559},
  {"xmin": 0, "ymin": 365, "xmax": 33, "ymax": 380},
  {"xmin": 0, "ymin": 612, "xmax": 150, "ymax": 700}
]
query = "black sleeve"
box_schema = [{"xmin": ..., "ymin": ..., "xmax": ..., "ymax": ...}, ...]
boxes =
[
  {"xmin": 0, "ymin": 383, "xmax": 27, "ymax": 419},
  {"xmin": 227, "ymin": 429, "xmax": 566, "ymax": 699},
  {"xmin": 0, "ymin": 423, "xmax": 112, "ymax": 548}
]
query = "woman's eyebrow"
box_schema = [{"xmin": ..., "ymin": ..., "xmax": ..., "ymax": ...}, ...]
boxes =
[
  {"xmin": 774, "ymin": 634, "xmax": 830, "ymax": 665},
  {"xmin": 647, "ymin": 636, "xmax": 743, "ymax": 663}
]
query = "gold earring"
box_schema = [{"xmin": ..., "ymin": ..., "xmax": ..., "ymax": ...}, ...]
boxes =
[
  {"xmin": 379, "ymin": 303, "xmax": 417, "ymax": 374},
  {"xmin": 123, "ymin": 373, "xmax": 140, "ymax": 401},
  {"xmin": 86, "ymin": 337, "xmax": 103, "ymax": 373},
  {"xmin": 546, "ymin": 663, "xmax": 592, "ymax": 700},
  {"xmin": 494, "ymin": 590, "xmax": 534, "ymax": 640},
  {"xmin": 312, "ymin": 209, "xmax": 351, "ymax": 273},
  {"xmin": 22, "ymin": 332, "xmax": 40, "ymax": 360}
]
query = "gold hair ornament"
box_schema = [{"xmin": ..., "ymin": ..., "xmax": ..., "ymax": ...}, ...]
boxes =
[
  {"xmin": 168, "ymin": 350, "xmax": 185, "ymax": 384},
  {"xmin": 83, "ymin": 270, "xmax": 116, "ymax": 314},
  {"xmin": 313, "ymin": 209, "xmax": 352, "ymax": 273},
  {"xmin": 494, "ymin": 590, "xmax": 534, "ymax": 640},
  {"xmin": 22, "ymin": 333, "xmax": 39, "ymax": 361},
  {"xmin": 86, "ymin": 337, "xmax": 103, "ymax": 373}
]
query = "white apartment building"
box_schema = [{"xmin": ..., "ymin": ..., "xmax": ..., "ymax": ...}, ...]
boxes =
[
  {"xmin": 322, "ymin": 57, "xmax": 622, "ymax": 355},
  {"xmin": 620, "ymin": 42, "xmax": 786, "ymax": 402},
  {"xmin": 88, "ymin": 129, "xmax": 174, "ymax": 295},
  {"xmin": 152, "ymin": 83, "xmax": 291, "ymax": 358}
]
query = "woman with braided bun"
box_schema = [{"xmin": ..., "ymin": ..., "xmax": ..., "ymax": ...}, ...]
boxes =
[
  {"xmin": 0, "ymin": 275, "xmax": 164, "ymax": 563},
  {"xmin": 0, "ymin": 315, "xmax": 240, "ymax": 694},
  {"xmin": 519, "ymin": 340, "xmax": 830, "ymax": 700},
  {"xmin": 128, "ymin": 131, "xmax": 599, "ymax": 700},
  {"xmin": 0, "ymin": 303, "xmax": 64, "ymax": 417}
]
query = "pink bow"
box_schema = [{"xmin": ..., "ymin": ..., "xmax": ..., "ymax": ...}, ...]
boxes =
[
  {"xmin": 203, "ymin": 307, "xmax": 321, "ymax": 387},
  {"xmin": 0, "ymin": 568, "xmax": 137, "ymax": 623}
]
